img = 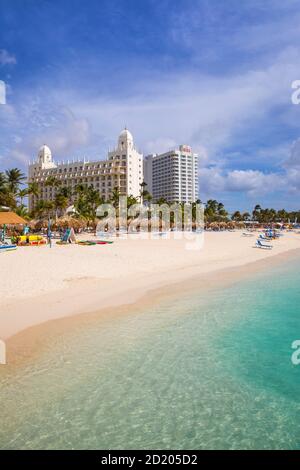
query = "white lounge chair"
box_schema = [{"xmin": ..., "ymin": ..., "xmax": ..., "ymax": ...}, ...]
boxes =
[
  {"xmin": 255, "ymin": 239, "xmax": 273, "ymax": 250},
  {"xmin": 259, "ymin": 234, "xmax": 272, "ymax": 241}
]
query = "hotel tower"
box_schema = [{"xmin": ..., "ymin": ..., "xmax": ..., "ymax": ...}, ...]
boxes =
[
  {"xmin": 143, "ymin": 145, "xmax": 199, "ymax": 203},
  {"xmin": 28, "ymin": 129, "xmax": 143, "ymax": 212}
]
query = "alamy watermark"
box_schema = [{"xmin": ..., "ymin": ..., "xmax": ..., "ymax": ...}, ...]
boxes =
[
  {"xmin": 0, "ymin": 339, "xmax": 6, "ymax": 365},
  {"xmin": 291, "ymin": 80, "xmax": 300, "ymax": 105},
  {"xmin": 95, "ymin": 198, "xmax": 205, "ymax": 251},
  {"xmin": 291, "ymin": 340, "xmax": 300, "ymax": 366},
  {"xmin": 0, "ymin": 80, "xmax": 6, "ymax": 104}
]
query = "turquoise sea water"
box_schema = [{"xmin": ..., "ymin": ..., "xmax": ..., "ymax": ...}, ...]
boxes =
[{"xmin": 0, "ymin": 257, "xmax": 300, "ymax": 449}]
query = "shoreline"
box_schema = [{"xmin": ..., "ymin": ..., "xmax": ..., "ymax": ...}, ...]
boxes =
[
  {"xmin": 2, "ymin": 231, "xmax": 300, "ymax": 341},
  {"xmin": 4, "ymin": 244, "xmax": 300, "ymax": 368}
]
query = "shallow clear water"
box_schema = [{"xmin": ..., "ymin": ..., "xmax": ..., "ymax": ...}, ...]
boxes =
[{"xmin": 0, "ymin": 258, "xmax": 300, "ymax": 449}]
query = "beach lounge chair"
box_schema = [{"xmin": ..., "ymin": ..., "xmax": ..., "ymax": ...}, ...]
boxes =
[
  {"xmin": 61, "ymin": 228, "xmax": 71, "ymax": 243},
  {"xmin": 0, "ymin": 244, "xmax": 17, "ymax": 252},
  {"xmin": 255, "ymin": 239, "xmax": 273, "ymax": 250},
  {"xmin": 57, "ymin": 228, "xmax": 76, "ymax": 244},
  {"xmin": 259, "ymin": 234, "xmax": 272, "ymax": 241}
]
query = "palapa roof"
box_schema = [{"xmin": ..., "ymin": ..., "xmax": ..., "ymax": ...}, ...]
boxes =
[{"xmin": 0, "ymin": 211, "xmax": 27, "ymax": 225}]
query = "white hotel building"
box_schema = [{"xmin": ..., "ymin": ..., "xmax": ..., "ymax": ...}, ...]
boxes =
[
  {"xmin": 28, "ymin": 130, "xmax": 199, "ymax": 211},
  {"xmin": 28, "ymin": 129, "xmax": 143, "ymax": 211},
  {"xmin": 144, "ymin": 145, "xmax": 199, "ymax": 204}
]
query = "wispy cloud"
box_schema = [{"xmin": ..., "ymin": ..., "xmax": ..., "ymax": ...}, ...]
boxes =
[
  {"xmin": 0, "ymin": 49, "xmax": 16, "ymax": 66},
  {"xmin": 1, "ymin": 45, "xmax": 300, "ymax": 197},
  {"xmin": 200, "ymin": 167, "xmax": 284, "ymax": 197},
  {"xmin": 1, "ymin": 1, "xmax": 300, "ymax": 209}
]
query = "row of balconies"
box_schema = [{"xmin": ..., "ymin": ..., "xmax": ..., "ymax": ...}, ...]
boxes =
[
  {"xmin": 153, "ymin": 179, "xmax": 194, "ymax": 185},
  {"xmin": 39, "ymin": 184, "xmax": 127, "ymax": 198},
  {"xmin": 153, "ymin": 172, "xmax": 193, "ymax": 180},
  {"xmin": 32, "ymin": 168, "xmax": 127, "ymax": 179},
  {"xmin": 33, "ymin": 173, "xmax": 127, "ymax": 183}
]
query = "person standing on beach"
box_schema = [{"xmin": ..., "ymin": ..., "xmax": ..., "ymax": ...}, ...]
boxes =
[{"xmin": 47, "ymin": 219, "xmax": 52, "ymax": 248}]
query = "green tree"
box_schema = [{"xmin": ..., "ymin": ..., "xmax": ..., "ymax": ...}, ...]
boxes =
[
  {"xmin": 5, "ymin": 168, "xmax": 26, "ymax": 196},
  {"xmin": 74, "ymin": 185, "xmax": 103, "ymax": 225},
  {"xmin": 18, "ymin": 188, "xmax": 28, "ymax": 206},
  {"xmin": 231, "ymin": 211, "xmax": 242, "ymax": 221},
  {"xmin": 110, "ymin": 186, "xmax": 121, "ymax": 209},
  {"xmin": 34, "ymin": 200, "xmax": 55, "ymax": 219}
]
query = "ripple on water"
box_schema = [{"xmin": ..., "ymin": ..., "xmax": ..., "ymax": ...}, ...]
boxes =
[{"xmin": 1, "ymin": 258, "xmax": 300, "ymax": 449}]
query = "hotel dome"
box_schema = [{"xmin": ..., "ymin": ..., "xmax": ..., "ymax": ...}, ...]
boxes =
[
  {"xmin": 118, "ymin": 128, "xmax": 134, "ymax": 150},
  {"xmin": 38, "ymin": 144, "xmax": 52, "ymax": 163},
  {"xmin": 119, "ymin": 128, "xmax": 133, "ymax": 141}
]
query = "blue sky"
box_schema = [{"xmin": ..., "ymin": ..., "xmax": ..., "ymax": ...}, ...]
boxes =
[{"xmin": 1, "ymin": 0, "xmax": 300, "ymax": 211}]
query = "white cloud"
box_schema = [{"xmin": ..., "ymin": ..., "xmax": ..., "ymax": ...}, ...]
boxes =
[
  {"xmin": 2, "ymin": 34, "xmax": 300, "ymax": 206},
  {"xmin": 31, "ymin": 108, "xmax": 91, "ymax": 155},
  {"xmin": 51, "ymin": 46, "xmax": 300, "ymax": 165},
  {"xmin": 285, "ymin": 168, "xmax": 300, "ymax": 192},
  {"xmin": 225, "ymin": 170, "xmax": 284, "ymax": 194},
  {"xmin": 199, "ymin": 165, "xmax": 300, "ymax": 198},
  {"xmin": 284, "ymin": 139, "xmax": 300, "ymax": 168},
  {"xmin": 143, "ymin": 138, "xmax": 177, "ymax": 155},
  {"xmin": 0, "ymin": 80, "xmax": 5, "ymax": 104},
  {"xmin": 0, "ymin": 49, "xmax": 16, "ymax": 66},
  {"xmin": 0, "ymin": 105, "xmax": 90, "ymax": 166},
  {"xmin": 169, "ymin": 0, "xmax": 300, "ymax": 64}
]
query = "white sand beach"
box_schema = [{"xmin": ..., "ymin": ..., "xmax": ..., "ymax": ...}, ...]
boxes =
[{"xmin": 0, "ymin": 231, "xmax": 300, "ymax": 340}]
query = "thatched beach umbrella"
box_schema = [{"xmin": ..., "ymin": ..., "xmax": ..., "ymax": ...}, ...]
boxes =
[
  {"xmin": 219, "ymin": 222, "xmax": 227, "ymax": 230},
  {"xmin": 0, "ymin": 212, "xmax": 26, "ymax": 226},
  {"xmin": 55, "ymin": 216, "xmax": 86, "ymax": 231},
  {"xmin": 33, "ymin": 218, "xmax": 49, "ymax": 231},
  {"xmin": 226, "ymin": 221, "xmax": 235, "ymax": 230},
  {"xmin": 209, "ymin": 222, "xmax": 220, "ymax": 231}
]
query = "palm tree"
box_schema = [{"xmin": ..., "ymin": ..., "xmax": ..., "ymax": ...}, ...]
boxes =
[
  {"xmin": 54, "ymin": 193, "xmax": 69, "ymax": 218},
  {"xmin": 45, "ymin": 176, "xmax": 61, "ymax": 189},
  {"xmin": 45, "ymin": 176, "xmax": 61, "ymax": 200},
  {"xmin": 139, "ymin": 181, "xmax": 148, "ymax": 205},
  {"xmin": 231, "ymin": 211, "xmax": 242, "ymax": 221},
  {"xmin": 74, "ymin": 185, "xmax": 103, "ymax": 226},
  {"xmin": 34, "ymin": 200, "xmax": 54, "ymax": 219},
  {"xmin": 27, "ymin": 182, "xmax": 40, "ymax": 216},
  {"xmin": 242, "ymin": 212, "xmax": 251, "ymax": 221},
  {"xmin": 5, "ymin": 168, "xmax": 26, "ymax": 195},
  {"xmin": 86, "ymin": 186, "xmax": 103, "ymax": 212},
  {"xmin": 252, "ymin": 204, "xmax": 262, "ymax": 222},
  {"xmin": 111, "ymin": 186, "xmax": 121, "ymax": 209},
  {"xmin": 204, "ymin": 200, "xmax": 229, "ymax": 223},
  {"xmin": 277, "ymin": 209, "xmax": 288, "ymax": 223},
  {"xmin": 0, "ymin": 172, "xmax": 6, "ymax": 190},
  {"xmin": 156, "ymin": 197, "xmax": 168, "ymax": 205},
  {"xmin": 58, "ymin": 186, "xmax": 72, "ymax": 199},
  {"xmin": 0, "ymin": 172, "xmax": 8, "ymax": 206},
  {"xmin": 127, "ymin": 195, "xmax": 139, "ymax": 209},
  {"xmin": 74, "ymin": 183, "xmax": 86, "ymax": 195},
  {"xmin": 15, "ymin": 205, "xmax": 29, "ymax": 219},
  {"xmin": 217, "ymin": 202, "xmax": 228, "ymax": 220},
  {"xmin": 18, "ymin": 188, "xmax": 28, "ymax": 206},
  {"xmin": 28, "ymin": 182, "xmax": 39, "ymax": 198},
  {"xmin": 205, "ymin": 199, "xmax": 218, "ymax": 223},
  {"xmin": 144, "ymin": 192, "xmax": 152, "ymax": 207}
]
